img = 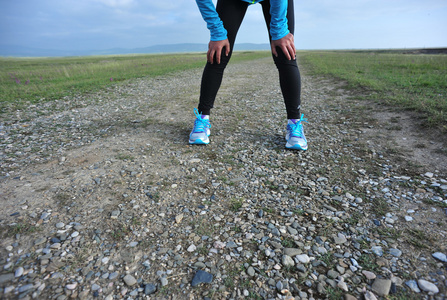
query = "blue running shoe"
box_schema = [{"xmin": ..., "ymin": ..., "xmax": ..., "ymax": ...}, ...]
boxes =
[
  {"xmin": 285, "ymin": 114, "xmax": 308, "ymax": 150},
  {"xmin": 189, "ymin": 108, "xmax": 211, "ymax": 145}
]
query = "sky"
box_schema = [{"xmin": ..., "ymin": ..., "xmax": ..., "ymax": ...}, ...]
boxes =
[{"xmin": 1, "ymin": 0, "xmax": 446, "ymax": 53}]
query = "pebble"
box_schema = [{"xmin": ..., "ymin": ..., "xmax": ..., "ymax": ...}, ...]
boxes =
[
  {"xmin": 417, "ymin": 279, "xmax": 439, "ymax": 294},
  {"xmin": 371, "ymin": 246, "xmax": 383, "ymax": 256},
  {"xmin": 66, "ymin": 283, "xmax": 77, "ymax": 290},
  {"xmin": 282, "ymin": 255, "xmax": 295, "ymax": 267},
  {"xmin": 362, "ymin": 270, "xmax": 376, "ymax": 280},
  {"xmin": 296, "ymin": 254, "xmax": 311, "ymax": 264},
  {"xmin": 109, "ymin": 272, "xmax": 119, "ymax": 280},
  {"xmin": 191, "ymin": 270, "xmax": 213, "ymax": 287},
  {"xmin": 15, "ymin": 267, "xmax": 24, "ymax": 277},
  {"xmin": 334, "ymin": 233, "xmax": 347, "ymax": 244},
  {"xmin": 364, "ymin": 291, "xmax": 378, "ymax": 300},
  {"xmin": 55, "ymin": 222, "xmax": 65, "ymax": 229},
  {"xmin": 175, "ymin": 214, "xmax": 184, "ymax": 223},
  {"xmin": 432, "ymin": 252, "xmax": 447, "ymax": 262},
  {"xmin": 123, "ymin": 274, "xmax": 137, "ymax": 286},
  {"xmin": 389, "ymin": 248, "xmax": 402, "ymax": 257},
  {"xmin": 144, "ymin": 283, "xmax": 157, "ymax": 295},
  {"xmin": 160, "ymin": 277, "xmax": 168, "ymax": 286},
  {"xmin": 283, "ymin": 248, "xmax": 301, "ymax": 257},
  {"xmin": 372, "ymin": 278, "xmax": 391, "ymax": 296},
  {"xmin": 405, "ymin": 280, "xmax": 421, "ymax": 293}
]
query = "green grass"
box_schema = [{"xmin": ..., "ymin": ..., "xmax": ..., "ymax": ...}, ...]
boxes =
[
  {"xmin": 298, "ymin": 50, "xmax": 447, "ymax": 129},
  {"xmin": 230, "ymin": 197, "xmax": 244, "ymax": 212},
  {"xmin": 0, "ymin": 51, "xmax": 270, "ymax": 114}
]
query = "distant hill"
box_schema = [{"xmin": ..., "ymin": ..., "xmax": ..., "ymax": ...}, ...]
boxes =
[{"xmin": 0, "ymin": 43, "xmax": 270, "ymax": 57}]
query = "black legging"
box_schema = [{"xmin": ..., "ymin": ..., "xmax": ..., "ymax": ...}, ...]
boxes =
[{"xmin": 197, "ymin": 0, "xmax": 301, "ymax": 120}]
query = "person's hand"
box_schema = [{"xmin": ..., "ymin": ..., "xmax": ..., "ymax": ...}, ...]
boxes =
[
  {"xmin": 207, "ymin": 39, "xmax": 230, "ymax": 64},
  {"xmin": 271, "ymin": 33, "xmax": 296, "ymax": 60}
]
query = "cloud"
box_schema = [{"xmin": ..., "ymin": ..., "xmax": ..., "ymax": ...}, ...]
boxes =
[
  {"xmin": 95, "ymin": 0, "xmax": 134, "ymax": 8},
  {"xmin": 1, "ymin": 0, "xmax": 446, "ymax": 52}
]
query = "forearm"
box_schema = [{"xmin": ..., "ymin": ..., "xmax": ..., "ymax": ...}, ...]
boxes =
[
  {"xmin": 195, "ymin": 0, "xmax": 227, "ymax": 41},
  {"xmin": 269, "ymin": 0, "xmax": 289, "ymax": 40}
]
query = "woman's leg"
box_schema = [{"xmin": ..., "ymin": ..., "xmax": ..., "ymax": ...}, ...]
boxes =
[
  {"xmin": 197, "ymin": 0, "xmax": 249, "ymax": 115},
  {"xmin": 261, "ymin": 0, "xmax": 302, "ymax": 120}
]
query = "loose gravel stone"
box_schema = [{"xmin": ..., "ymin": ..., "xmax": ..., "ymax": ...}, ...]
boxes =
[
  {"xmin": 144, "ymin": 283, "xmax": 157, "ymax": 295},
  {"xmin": 432, "ymin": 252, "xmax": 447, "ymax": 262},
  {"xmin": 123, "ymin": 275, "xmax": 137, "ymax": 286},
  {"xmin": 418, "ymin": 279, "xmax": 439, "ymax": 294},
  {"xmin": 191, "ymin": 270, "xmax": 213, "ymax": 287},
  {"xmin": 372, "ymin": 278, "xmax": 392, "ymax": 296}
]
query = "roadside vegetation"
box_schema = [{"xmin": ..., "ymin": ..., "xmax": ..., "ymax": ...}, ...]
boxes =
[
  {"xmin": 0, "ymin": 51, "xmax": 270, "ymax": 114},
  {"xmin": 298, "ymin": 50, "xmax": 447, "ymax": 129}
]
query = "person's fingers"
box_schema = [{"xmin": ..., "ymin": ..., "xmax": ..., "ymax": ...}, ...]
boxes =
[
  {"xmin": 215, "ymin": 47, "xmax": 221, "ymax": 64},
  {"xmin": 282, "ymin": 45, "xmax": 291, "ymax": 60},
  {"xmin": 207, "ymin": 48, "xmax": 214, "ymax": 64},
  {"xmin": 271, "ymin": 44, "xmax": 278, "ymax": 57},
  {"xmin": 225, "ymin": 40, "xmax": 230, "ymax": 57}
]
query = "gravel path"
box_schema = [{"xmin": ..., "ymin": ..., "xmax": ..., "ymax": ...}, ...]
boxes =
[{"xmin": 1, "ymin": 57, "xmax": 446, "ymax": 299}]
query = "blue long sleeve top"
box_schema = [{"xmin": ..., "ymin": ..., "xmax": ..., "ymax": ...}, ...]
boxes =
[{"xmin": 195, "ymin": 0, "xmax": 289, "ymax": 41}]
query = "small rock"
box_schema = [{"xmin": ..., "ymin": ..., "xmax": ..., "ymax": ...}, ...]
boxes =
[
  {"xmin": 417, "ymin": 279, "xmax": 439, "ymax": 294},
  {"xmin": 191, "ymin": 270, "xmax": 213, "ymax": 287},
  {"xmin": 187, "ymin": 244, "xmax": 196, "ymax": 252},
  {"xmin": 175, "ymin": 214, "xmax": 183, "ymax": 224},
  {"xmin": 123, "ymin": 274, "xmax": 137, "ymax": 286},
  {"xmin": 327, "ymin": 270, "xmax": 339, "ymax": 279},
  {"xmin": 432, "ymin": 252, "xmax": 447, "ymax": 262},
  {"xmin": 371, "ymin": 246, "xmax": 383, "ymax": 256},
  {"xmin": 18, "ymin": 284, "xmax": 34, "ymax": 293},
  {"xmin": 66, "ymin": 283, "xmax": 77, "ymax": 290},
  {"xmin": 405, "ymin": 280, "xmax": 421, "ymax": 293},
  {"xmin": 337, "ymin": 280, "xmax": 348, "ymax": 292},
  {"xmin": 111, "ymin": 210, "xmax": 120, "ymax": 219},
  {"xmin": 372, "ymin": 278, "xmax": 391, "ymax": 296},
  {"xmin": 364, "ymin": 291, "xmax": 378, "ymax": 300},
  {"xmin": 334, "ymin": 233, "xmax": 347, "ymax": 244},
  {"xmin": 362, "ymin": 270, "xmax": 376, "ymax": 280},
  {"xmin": 55, "ymin": 222, "xmax": 65, "ymax": 229},
  {"xmin": 144, "ymin": 283, "xmax": 157, "ymax": 295},
  {"xmin": 160, "ymin": 277, "xmax": 168, "ymax": 286},
  {"xmin": 213, "ymin": 241, "xmax": 225, "ymax": 249},
  {"xmin": 282, "ymin": 255, "xmax": 295, "ymax": 267},
  {"xmin": 389, "ymin": 248, "xmax": 402, "ymax": 257},
  {"xmin": 15, "ymin": 267, "xmax": 24, "ymax": 277},
  {"xmin": 345, "ymin": 294, "xmax": 357, "ymax": 300},
  {"xmin": 34, "ymin": 237, "xmax": 46, "ymax": 246},
  {"xmin": 247, "ymin": 266, "xmax": 255, "ymax": 277},
  {"xmin": 284, "ymin": 248, "xmax": 301, "ymax": 257},
  {"xmin": 109, "ymin": 272, "xmax": 119, "ymax": 280},
  {"xmin": 226, "ymin": 241, "xmax": 237, "ymax": 248},
  {"xmin": 4, "ymin": 286, "xmax": 14, "ymax": 294},
  {"xmin": 296, "ymin": 254, "xmax": 311, "ymax": 264}
]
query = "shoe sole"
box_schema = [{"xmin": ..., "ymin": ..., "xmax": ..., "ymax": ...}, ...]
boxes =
[
  {"xmin": 189, "ymin": 138, "xmax": 209, "ymax": 145},
  {"xmin": 285, "ymin": 142, "xmax": 308, "ymax": 150}
]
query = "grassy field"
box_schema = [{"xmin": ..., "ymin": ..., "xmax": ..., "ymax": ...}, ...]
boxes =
[
  {"xmin": 298, "ymin": 50, "xmax": 447, "ymax": 129},
  {"xmin": 0, "ymin": 51, "xmax": 270, "ymax": 114},
  {"xmin": 1, "ymin": 50, "xmax": 446, "ymax": 129}
]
